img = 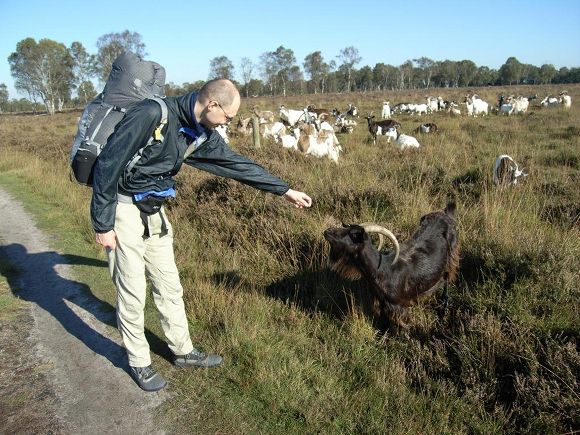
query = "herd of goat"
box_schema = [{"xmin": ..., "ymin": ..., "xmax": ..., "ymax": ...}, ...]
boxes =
[
  {"xmin": 216, "ymin": 90, "xmax": 570, "ymax": 329},
  {"xmin": 216, "ymin": 90, "xmax": 572, "ymax": 165}
]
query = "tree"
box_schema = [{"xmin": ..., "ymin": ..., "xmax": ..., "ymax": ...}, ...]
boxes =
[
  {"xmin": 521, "ymin": 64, "xmax": 540, "ymax": 84},
  {"xmin": 436, "ymin": 60, "xmax": 459, "ymax": 87},
  {"xmin": 457, "ymin": 60, "xmax": 477, "ymax": 87},
  {"xmin": 0, "ymin": 84, "xmax": 8, "ymax": 112},
  {"xmin": 303, "ymin": 51, "xmax": 329, "ymax": 94},
  {"xmin": 373, "ymin": 63, "xmax": 398, "ymax": 90},
  {"xmin": 538, "ymin": 64, "xmax": 557, "ymax": 84},
  {"xmin": 272, "ymin": 46, "xmax": 297, "ymax": 97},
  {"xmin": 355, "ymin": 66, "xmax": 373, "ymax": 91},
  {"xmin": 398, "ymin": 60, "xmax": 414, "ymax": 89},
  {"xmin": 208, "ymin": 56, "xmax": 234, "ymax": 80},
  {"xmin": 77, "ymin": 80, "xmax": 97, "ymax": 103},
  {"xmin": 286, "ymin": 65, "xmax": 304, "ymax": 95},
  {"xmin": 70, "ymin": 41, "xmax": 96, "ymax": 105},
  {"xmin": 239, "ymin": 57, "xmax": 254, "ymax": 97},
  {"xmin": 95, "ymin": 30, "xmax": 146, "ymax": 83},
  {"xmin": 8, "ymin": 38, "xmax": 74, "ymax": 115},
  {"xmin": 473, "ymin": 66, "xmax": 497, "ymax": 86},
  {"xmin": 413, "ymin": 57, "xmax": 436, "ymax": 88},
  {"xmin": 337, "ymin": 46, "xmax": 361, "ymax": 92},
  {"xmin": 259, "ymin": 51, "xmax": 277, "ymax": 95},
  {"xmin": 499, "ymin": 57, "xmax": 523, "ymax": 85}
]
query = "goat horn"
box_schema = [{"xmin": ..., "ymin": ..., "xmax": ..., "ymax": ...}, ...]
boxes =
[{"xmin": 359, "ymin": 224, "xmax": 400, "ymax": 265}]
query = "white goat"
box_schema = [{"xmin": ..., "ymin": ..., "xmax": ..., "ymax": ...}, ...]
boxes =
[
  {"xmin": 394, "ymin": 131, "xmax": 421, "ymax": 149},
  {"xmin": 411, "ymin": 103, "xmax": 429, "ymax": 115},
  {"xmin": 381, "ymin": 101, "xmax": 391, "ymax": 119},
  {"xmin": 448, "ymin": 102, "xmax": 461, "ymax": 116},
  {"xmin": 278, "ymin": 127, "xmax": 300, "ymax": 150},
  {"xmin": 260, "ymin": 121, "xmax": 287, "ymax": 143},
  {"xmin": 334, "ymin": 114, "xmax": 357, "ymax": 133},
  {"xmin": 296, "ymin": 124, "xmax": 342, "ymax": 163},
  {"xmin": 466, "ymin": 95, "xmax": 489, "ymax": 117},
  {"xmin": 512, "ymin": 96, "xmax": 529, "ymax": 115},
  {"xmin": 493, "ymin": 155, "xmax": 528, "ymax": 185},
  {"xmin": 540, "ymin": 96, "xmax": 560, "ymax": 107},
  {"xmin": 426, "ymin": 96, "xmax": 441, "ymax": 113},
  {"xmin": 560, "ymin": 94, "xmax": 572, "ymax": 109},
  {"xmin": 279, "ymin": 105, "xmax": 308, "ymax": 127},
  {"xmin": 215, "ymin": 124, "xmax": 230, "ymax": 143}
]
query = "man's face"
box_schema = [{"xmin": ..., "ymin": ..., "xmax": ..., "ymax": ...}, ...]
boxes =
[{"xmin": 201, "ymin": 94, "xmax": 240, "ymax": 129}]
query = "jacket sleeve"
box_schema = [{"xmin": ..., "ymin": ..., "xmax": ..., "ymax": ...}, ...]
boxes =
[
  {"xmin": 90, "ymin": 101, "xmax": 161, "ymax": 232},
  {"xmin": 184, "ymin": 132, "xmax": 290, "ymax": 196}
]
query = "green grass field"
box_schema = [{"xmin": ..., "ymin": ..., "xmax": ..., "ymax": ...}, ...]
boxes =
[{"xmin": 0, "ymin": 83, "xmax": 578, "ymax": 434}]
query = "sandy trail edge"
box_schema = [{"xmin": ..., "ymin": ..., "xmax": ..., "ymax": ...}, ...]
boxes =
[{"xmin": 0, "ymin": 187, "xmax": 167, "ymax": 434}]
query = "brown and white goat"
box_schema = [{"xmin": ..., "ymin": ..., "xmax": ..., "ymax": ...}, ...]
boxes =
[
  {"xmin": 252, "ymin": 106, "xmax": 275, "ymax": 124},
  {"xmin": 323, "ymin": 202, "xmax": 459, "ymax": 328},
  {"xmin": 414, "ymin": 122, "xmax": 438, "ymax": 134}
]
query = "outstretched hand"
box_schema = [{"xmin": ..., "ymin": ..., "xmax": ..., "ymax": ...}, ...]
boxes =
[{"xmin": 283, "ymin": 189, "xmax": 312, "ymax": 209}]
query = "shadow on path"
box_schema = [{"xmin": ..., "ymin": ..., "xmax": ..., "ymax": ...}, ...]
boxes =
[{"xmin": 0, "ymin": 244, "xmax": 172, "ymax": 371}]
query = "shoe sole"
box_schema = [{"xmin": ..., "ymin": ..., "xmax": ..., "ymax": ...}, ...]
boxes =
[{"xmin": 174, "ymin": 360, "xmax": 223, "ymax": 369}]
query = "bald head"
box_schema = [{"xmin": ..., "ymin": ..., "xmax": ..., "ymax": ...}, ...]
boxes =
[
  {"xmin": 194, "ymin": 79, "xmax": 241, "ymax": 128},
  {"xmin": 198, "ymin": 79, "xmax": 240, "ymax": 107}
]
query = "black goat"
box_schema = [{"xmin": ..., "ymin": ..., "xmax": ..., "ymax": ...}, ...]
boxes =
[
  {"xmin": 323, "ymin": 202, "xmax": 459, "ymax": 328},
  {"xmin": 365, "ymin": 115, "xmax": 401, "ymax": 145}
]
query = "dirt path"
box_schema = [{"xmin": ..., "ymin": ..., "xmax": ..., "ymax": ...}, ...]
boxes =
[{"xmin": 0, "ymin": 187, "xmax": 167, "ymax": 434}]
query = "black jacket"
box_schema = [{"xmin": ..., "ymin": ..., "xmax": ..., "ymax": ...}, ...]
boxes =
[{"xmin": 91, "ymin": 92, "xmax": 289, "ymax": 232}]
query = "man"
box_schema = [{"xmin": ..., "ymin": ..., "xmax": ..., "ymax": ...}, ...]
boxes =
[{"xmin": 92, "ymin": 79, "xmax": 312, "ymax": 392}]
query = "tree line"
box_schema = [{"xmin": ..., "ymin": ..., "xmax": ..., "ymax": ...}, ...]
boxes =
[{"xmin": 2, "ymin": 30, "xmax": 579, "ymax": 114}]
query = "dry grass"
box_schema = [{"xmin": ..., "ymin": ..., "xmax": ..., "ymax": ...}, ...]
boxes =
[{"xmin": 0, "ymin": 83, "xmax": 578, "ymax": 434}]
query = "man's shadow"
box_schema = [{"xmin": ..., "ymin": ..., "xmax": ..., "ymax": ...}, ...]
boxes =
[{"xmin": 0, "ymin": 243, "xmax": 172, "ymax": 371}]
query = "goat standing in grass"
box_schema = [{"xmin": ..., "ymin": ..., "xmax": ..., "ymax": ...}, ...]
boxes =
[{"xmin": 323, "ymin": 202, "xmax": 459, "ymax": 329}]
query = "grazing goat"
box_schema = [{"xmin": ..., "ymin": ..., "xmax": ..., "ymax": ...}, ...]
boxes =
[
  {"xmin": 365, "ymin": 115, "xmax": 401, "ymax": 144},
  {"xmin": 323, "ymin": 202, "xmax": 459, "ymax": 328},
  {"xmin": 410, "ymin": 103, "xmax": 429, "ymax": 115},
  {"xmin": 493, "ymin": 155, "xmax": 528, "ymax": 185},
  {"xmin": 260, "ymin": 121, "xmax": 287, "ymax": 143},
  {"xmin": 252, "ymin": 106, "xmax": 275, "ymax": 124}
]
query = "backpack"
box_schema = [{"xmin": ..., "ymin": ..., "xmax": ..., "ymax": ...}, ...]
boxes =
[{"xmin": 70, "ymin": 51, "xmax": 167, "ymax": 186}]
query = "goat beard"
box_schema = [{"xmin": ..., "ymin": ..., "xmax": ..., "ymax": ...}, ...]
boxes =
[{"xmin": 329, "ymin": 257, "xmax": 363, "ymax": 280}]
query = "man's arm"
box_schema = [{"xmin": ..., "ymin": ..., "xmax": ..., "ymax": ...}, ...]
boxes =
[{"xmin": 91, "ymin": 101, "xmax": 162, "ymax": 234}]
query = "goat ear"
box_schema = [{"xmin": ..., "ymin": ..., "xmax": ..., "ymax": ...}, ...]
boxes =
[
  {"xmin": 349, "ymin": 226, "xmax": 366, "ymax": 244},
  {"xmin": 342, "ymin": 222, "xmax": 350, "ymax": 228}
]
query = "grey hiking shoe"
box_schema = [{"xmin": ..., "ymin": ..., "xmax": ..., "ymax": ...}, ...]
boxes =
[
  {"xmin": 130, "ymin": 365, "xmax": 167, "ymax": 392},
  {"xmin": 173, "ymin": 348, "xmax": 223, "ymax": 368}
]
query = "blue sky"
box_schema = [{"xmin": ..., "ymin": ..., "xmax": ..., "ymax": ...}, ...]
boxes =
[{"xmin": 1, "ymin": 0, "xmax": 579, "ymax": 98}]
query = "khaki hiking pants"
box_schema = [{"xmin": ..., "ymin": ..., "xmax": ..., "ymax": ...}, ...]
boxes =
[{"xmin": 107, "ymin": 201, "xmax": 194, "ymax": 368}]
